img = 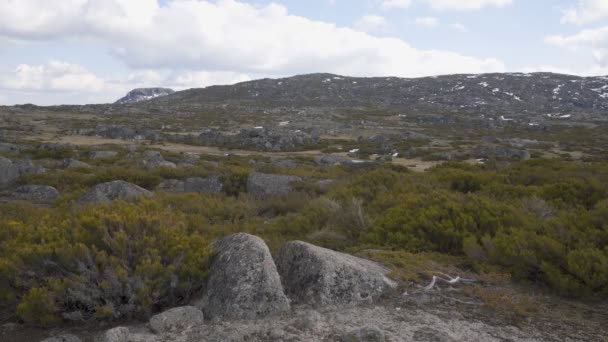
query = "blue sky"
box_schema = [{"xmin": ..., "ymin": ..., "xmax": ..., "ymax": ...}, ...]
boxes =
[{"xmin": 0, "ymin": 0, "xmax": 607, "ymax": 105}]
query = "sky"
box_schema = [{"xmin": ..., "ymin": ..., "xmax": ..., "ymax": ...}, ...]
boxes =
[{"xmin": 0, "ymin": 0, "xmax": 607, "ymax": 105}]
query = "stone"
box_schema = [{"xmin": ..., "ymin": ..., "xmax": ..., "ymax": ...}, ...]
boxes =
[
  {"xmin": 0, "ymin": 157, "xmax": 43, "ymax": 188},
  {"xmin": 246, "ymin": 172, "xmax": 301, "ymax": 198},
  {"xmin": 315, "ymin": 155, "xmax": 351, "ymax": 167},
  {"xmin": 40, "ymin": 334, "xmax": 82, "ymax": 342},
  {"xmin": 10, "ymin": 185, "xmax": 59, "ymax": 203},
  {"xmin": 276, "ymin": 241, "xmax": 397, "ymax": 307},
  {"xmin": 142, "ymin": 151, "xmax": 176, "ymax": 170},
  {"xmin": 58, "ymin": 158, "xmax": 91, "ymax": 169},
  {"xmin": 157, "ymin": 176, "xmax": 223, "ymax": 194},
  {"xmin": 98, "ymin": 327, "xmax": 130, "ymax": 342},
  {"xmin": 202, "ymin": 233, "xmax": 290, "ymax": 320},
  {"xmin": 77, "ymin": 180, "xmax": 152, "ymax": 203},
  {"xmin": 340, "ymin": 327, "xmax": 385, "ymax": 342},
  {"xmin": 149, "ymin": 306, "xmax": 204, "ymax": 334},
  {"xmin": 412, "ymin": 328, "xmax": 455, "ymax": 342},
  {"xmin": 316, "ymin": 179, "xmax": 335, "ymax": 193},
  {"xmin": 291, "ymin": 310, "xmax": 323, "ymax": 332},
  {"xmin": 272, "ymin": 159, "xmax": 298, "ymax": 169},
  {"xmin": 0, "ymin": 142, "xmax": 21, "ymax": 153},
  {"xmin": 90, "ymin": 151, "xmax": 118, "ymax": 159}
]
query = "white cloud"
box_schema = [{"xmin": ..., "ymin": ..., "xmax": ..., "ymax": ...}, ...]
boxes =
[
  {"xmin": 381, "ymin": 0, "xmax": 413, "ymax": 9},
  {"xmin": 168, "ymin": 71, "xmax": 251, "ymax": 88},
  {"xmin": 382, "ymin": 0, "xmax": 512, "ymax": 11},
  {"xmin": 0, "ymin": 59, "xmax": 253, "ymax": 105},
  {"xmin": 0, "ymin": 0, "xmax": 505, "ymax": 80},
  {"xmin": 0, "ymin": 61, "xmax": 104, "ymax": 92},
  {"xmin": 415, "ymin": 17, "xmax": 439, "ymax": 27},
  {"xmin": 546, "ymin": 27, "xmax": 608, "ymax": 49},
  {"xmin": 546, "ymin": 26, "xmax": 608, "ymax": 67},
  {"xmin": 451, "ymin": 22, "xmax": 468, "ymax": 32},
  {"xmin": 561, "ymin": 0, "xmax": 608, "ymax": 25},
  {"xmin": 354, "ymin": 15, "xmax": 389, "ymax": 33}
]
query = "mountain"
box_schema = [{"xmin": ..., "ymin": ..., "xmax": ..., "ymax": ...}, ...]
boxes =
[
  {"xmin": 137, "ymin": 72, "xmax": 608, "ymax": 117},
  {"xmin": 115, "ymin": 87, "xmax": 175, "ymax": 104}
]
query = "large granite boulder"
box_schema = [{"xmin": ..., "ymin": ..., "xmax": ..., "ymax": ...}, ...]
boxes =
[
  {"xmin": 157, "ymin": 176, "xmax": 223, "ymax": 194},
  {"xmin": 77, "ymin": 180, "xmax": 152, "ymax": 203},
  {"xmin": 97, "ymin": 327, "xmax": 130, "ymax": 342},
  {"xmin": 0, "ymin": 157, "xmax": 43, "ymax": 188},
  {"xmin": 9, "ymin": 185, "xmax": 59, "ymax": 203},
  {"xmin": 202, "ymin": 233, "xmax": 290, "ymax": 320},
  {"xmin": 149, "ymin": 306, "xmax": 204, "ymax": 334},
  {"xmin": 276, "ymin": 241, "xmax": 397, "ymax": 307},
  {"xmin": 142, "ymin": 151, "xmax": 176, "ymax": 170},
  {"xmin": 246, "ymin": 172, "xmax": 301, "ymax": 198}
]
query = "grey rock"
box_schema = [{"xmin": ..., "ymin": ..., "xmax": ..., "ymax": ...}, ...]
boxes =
[
  {"xmin": 473, "ymin": 146, "xmax": 530, "ymax": 161},
  {"xmin": 90, "ymin": 151, "xmax": 118, "ymax": 159},
  {"xmin": 98, "ymin": 327, "xmax": 130, "ymax": 342},
  {"xmin": 198, "ymin": 127, "xmax": 320, "ymax": 152},
  {"xmin": 142, "ymin": 151, "xmax": 176, "ymax": 170},
  {"xmin": 58, "ymin": 158, "xmax": 91, "ymax": 169},
  {"xmin": 40, "ymin": 334, "xmax": 81, "ymax": 342},
  {"xmin": 316, "ymin": 179, "xmax": 335, "ymax": 193},
  {"xmin": 77, "ymin": 180, "xmax": 152, "ymax": 203},
  {"xmin": 291, "ymin": 310, "xmax": 323, "ymax": 332},
  {"xmin": 75, "ymin": 125, "xmax": 161, "ymax": 142},
  {"xmin": 413, "ymin": 328, "xmax": 455, "ymax": 342},
  {"xmin": 0, "ymin": 157, "xmax": 43, "ymax": 188},
  {"xmin": 202, "ymin": 233, "xmax": 290, "ymax": 320},
  {"xmin": 276, "ymin": 241, "xmax": 397, "ymax": 307},
  {"xmin": 10, "ymin": 185, "xmax": 59, "ymax": 203},
  {"xmin": 157, "ymin": 176, "xmax": 223, "ymax": 194},
  {"xmin": 272, "ymin": 159, "xmax": 298, "ymax": 169},
  {"xmin": 0, "ymin": 142, "xmax": 21, "ymax": 153},
  {"xmin": 149, "ymin": 306, "xmax": 204, "ymax": 334},
  {"xmin": 340, "ymin": 327, "xmax": 385, "ymax": 342},
  {"xmin": 315, "ymin": 155, "xmax": 351, "ymax": 167},
  {"xmin": 247, "ymin": 172, "xmax": 301, "ymax": 198},
  {"xmin": 181, "ymin": 153, "xmax": 200, "ymax": 165}
]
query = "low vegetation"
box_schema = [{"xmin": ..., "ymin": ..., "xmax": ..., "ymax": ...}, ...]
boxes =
[{"xmin": 1, "ymin": 156, "xmax": 607, "ymax": 326}]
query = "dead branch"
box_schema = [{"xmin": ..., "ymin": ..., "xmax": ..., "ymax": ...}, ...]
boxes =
[{"xmin": 424, "ymin": 273, "xmax": 477, "ymax": 291}]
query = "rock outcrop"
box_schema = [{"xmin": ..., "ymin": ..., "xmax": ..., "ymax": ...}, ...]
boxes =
[
  {"xmin": 0, "ymin": 157, "xmax": 44, "ymax": 188},
  {"xmin": 149, "ymin": 306, "xmax": 204, "ymax": 334},
  {"xmin": 97, "ymin": 327, "xmax": 130, "ymax": 342},
  {"xmin": 198, "ymin": 127, "xmax": 320, "ymax": 152},
  {"xmin": 276, "ymin": 241, "xmax": 397, "ymax": 307},
  {"xmin": 7, "ymin": 185, "xmax": 59, "ymax": 203},
  {"xmin": 247, "ymin": 172, "xmax": 301, "ymax": 198},
  {"xmin": 115, "ymin": 88, "xmax": 175, "ymax": 105},
  {"xmin": 141, "ymin": 151, "xmax": 176, "ymax": 170},
  {"xmin": 157, "ymin": 176, "xmax": 223, "ymax": 194},
  {"xmin": 77, "ymin": 180, "xmax": 152, "ymax": 203},
  {"xmin": 202, "ymin": 233, "xmax": 290, "ymax": 320}
]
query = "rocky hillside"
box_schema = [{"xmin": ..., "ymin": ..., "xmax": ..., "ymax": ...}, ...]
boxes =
[
  {"xmin": 115, "ymin": 88, "xmax": 175, "ymax": 104},
  {"xmin": 139, "ymin": 73, "xmax": 608, "ymax": 117}
]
